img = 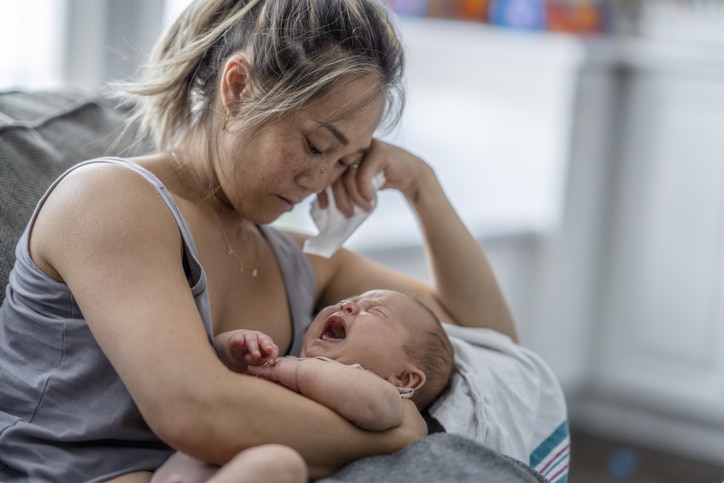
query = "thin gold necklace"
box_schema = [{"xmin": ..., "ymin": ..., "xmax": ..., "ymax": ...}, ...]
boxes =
[
  {"xmin": 169, "ymin": 150, "xmax": 259, "ymax": 278},
  {"xmin": 214, "ymin": 212, "xmax": 260, "ymax": 278}
]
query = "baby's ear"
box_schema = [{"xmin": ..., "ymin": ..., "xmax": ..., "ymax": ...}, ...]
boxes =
[{"xmin": 388, "ymin": 367, "xmax": 426, "ymax": 391}]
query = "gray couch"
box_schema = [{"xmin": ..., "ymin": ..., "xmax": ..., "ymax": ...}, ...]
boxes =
[
  {"xmin": 0, "ymin": 88, "xmax": 145, "ymax": 305},
  {"xmin": 0, "ymin": 88, "xmax": 549, "ymax": 483}
]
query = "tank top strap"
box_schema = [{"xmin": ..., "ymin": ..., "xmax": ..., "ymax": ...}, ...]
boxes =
[{"xmin": 33, "ymin": 157, "xmax": 212, "ymax": 342}]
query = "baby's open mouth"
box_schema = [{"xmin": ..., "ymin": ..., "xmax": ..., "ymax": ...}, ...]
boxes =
[{"xmin": 321, "ymin": 316, "xmax": 346, "ymax": 340}]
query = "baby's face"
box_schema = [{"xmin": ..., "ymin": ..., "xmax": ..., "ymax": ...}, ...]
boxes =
[{"xmin": 301, "ymin": 289, "xmax": 424, "ymax": 380}]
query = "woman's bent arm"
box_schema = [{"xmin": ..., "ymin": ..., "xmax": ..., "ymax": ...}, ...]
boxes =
[
  {"xmin": 32, "ymin": 163, "xmax": 426, "ymax": 479},
  {"xmin": 309, "ymin": 140, "xmax": 518, "ymax": 341}
]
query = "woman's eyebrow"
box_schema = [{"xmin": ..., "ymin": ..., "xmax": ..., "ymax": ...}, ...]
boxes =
[
  {"xmin": 319, "ymin": 122, "xmax": 371, "ymax": 154},
  {"xmin": 323, "ymin": 123, "xmax": 349, "ymax": 146}
]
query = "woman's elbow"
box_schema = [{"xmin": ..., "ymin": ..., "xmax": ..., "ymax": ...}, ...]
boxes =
[{"xmin": 140, "ymin": 393, "xmax": 219, "ymax": 456}]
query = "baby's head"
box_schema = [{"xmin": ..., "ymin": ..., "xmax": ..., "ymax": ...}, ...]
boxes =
[{"xmin": 302, "ymin": 289, "xmax": 455, "ymax": 410}]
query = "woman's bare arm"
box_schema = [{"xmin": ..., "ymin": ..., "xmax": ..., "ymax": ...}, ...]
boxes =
[{"xmin": 304, "ymin": 140, "xmax": 518, "ymax": 342}]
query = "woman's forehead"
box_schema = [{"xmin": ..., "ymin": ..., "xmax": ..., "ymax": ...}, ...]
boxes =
[{"xmin": 303, "ymin": 78, "xmax": 385, "ymax": 122}]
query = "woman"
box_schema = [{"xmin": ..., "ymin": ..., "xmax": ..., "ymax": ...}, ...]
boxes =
[{"xmin": 0, "ymin": 0, "xmax": 516, "ymax": 481}]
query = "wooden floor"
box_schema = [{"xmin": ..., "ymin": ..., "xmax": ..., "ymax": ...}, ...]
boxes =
[{"xmin": 568, "ymin": 429, "xmax": 724, "ymax": 482}]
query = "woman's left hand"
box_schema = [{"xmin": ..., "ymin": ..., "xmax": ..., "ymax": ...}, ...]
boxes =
[
  {"xmin": 309, "ymin": 138, "xmax": 518, "ymax": 341},
  {"xmin": 321, "ymin": 139, "xmax": 430, "ymax": 218}
]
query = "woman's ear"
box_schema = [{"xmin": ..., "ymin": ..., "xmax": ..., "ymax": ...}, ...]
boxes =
[
  {"xmin": 388, "ymin": 366, "xmax": 426, "ymax": 391},
  {"xmin": 220, "ymin": 54, "xmax": 251, "ymax": 114}
]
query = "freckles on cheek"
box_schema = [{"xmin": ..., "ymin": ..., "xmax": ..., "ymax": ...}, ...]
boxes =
[{"xmin": 277, "ymin": 151, "xmax": 306, "ymax": 181}]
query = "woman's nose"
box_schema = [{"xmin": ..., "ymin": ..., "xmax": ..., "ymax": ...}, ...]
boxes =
[{"xmin": 296, "ymin": 163, "xmax": 340, "ymax": 195}]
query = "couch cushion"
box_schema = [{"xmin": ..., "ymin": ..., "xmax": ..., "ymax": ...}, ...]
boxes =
[{"xmin": 0, "ymin": 88, "xmax": 144, "ymax": 303}]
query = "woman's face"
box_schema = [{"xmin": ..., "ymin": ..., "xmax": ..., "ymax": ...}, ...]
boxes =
[{"xmin": 218, "ymin": 77, "xmax": 386, "ymax": 224}]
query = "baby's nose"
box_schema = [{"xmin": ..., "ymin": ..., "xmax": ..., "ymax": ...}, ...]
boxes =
[{"xmin": 340, "ymin": 300, "xmax": 359, "ymax": 315}]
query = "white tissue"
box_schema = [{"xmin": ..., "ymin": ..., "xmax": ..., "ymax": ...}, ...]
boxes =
[{"xmin": 303, "ymin": 172, "xmax": 386, "ymax": 258}]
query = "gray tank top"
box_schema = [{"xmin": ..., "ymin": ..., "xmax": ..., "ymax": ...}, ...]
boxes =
[{"xmin": 0, "ymin": 158, "xmax": 315, "ymax": 482}]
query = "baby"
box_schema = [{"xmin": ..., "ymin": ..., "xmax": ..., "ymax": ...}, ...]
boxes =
[{"xmin": 151, "ymin": 289, "xmax": 455, "ymax": 483}]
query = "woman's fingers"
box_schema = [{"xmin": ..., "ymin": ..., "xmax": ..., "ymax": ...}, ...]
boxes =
[
  {"xmin": 319, "ymin": 139, "xmax": 409, "ymax": 218},
  {"xmin": 331, "ymin": 156, "xmax": 386, "ymax": 217},
  {"xmin": 335, "ymin": 168, "xmax": 373, "ymax": 217},
  {"xmin": 316, "ymin": 189, "xmax": 330, "ymax": 210}
]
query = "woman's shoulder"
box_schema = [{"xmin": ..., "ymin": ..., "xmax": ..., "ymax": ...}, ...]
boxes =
[
  {"xmin": 46, "ymin": 158, "xmax": 170, "ymax": 214},
  {"xmin": 32, "ymin": 158, "xmax": 183, "ymax": 278},
  {"xmin": 57, "ymin": 157, "xmax": 162, "ymax": 192}
]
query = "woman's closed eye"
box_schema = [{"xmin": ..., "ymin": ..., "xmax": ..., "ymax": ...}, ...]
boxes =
[
  {"xmin": 307, "ymin": 140, "xmax": 323, "ymax": 155},
  {"xmin": 307, "ymin": 141, "xmax": 347, "ymax": 168}
]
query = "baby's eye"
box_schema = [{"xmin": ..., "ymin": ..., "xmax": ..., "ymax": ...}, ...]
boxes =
[{"xmin": 370, "ymin": 306, "xmax": 386, "ymax": 316}]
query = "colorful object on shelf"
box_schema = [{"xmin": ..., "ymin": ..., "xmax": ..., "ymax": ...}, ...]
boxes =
[
  {"xmin": 388, "ymin": 0, "xmax": 615, "ymax": 36},
  {"xmin": 488, "ymin": 0, "xmax": 547, "ymax": 31},
  {"xmin": 390, "ymin": 0, "xmax": 492, "ymax": 22},
  {"xmin": 425, "ymin": 0, "xmax": 454, "ymax": 18},
  {"xmin": 456, "ymin": 0, "xmax": 492, "ymax": 21},
  {"xmin": 388, "ymin": 0, "xmax": 428, "ymax": 16},
  {"xmin": 545, "ymin": 0, "xmax": 606, "ymax": 34}
]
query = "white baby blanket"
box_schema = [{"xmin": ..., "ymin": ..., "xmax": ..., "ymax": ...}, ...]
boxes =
[{"xmin": 430, "ymin": 324, "xmax": 570, "ymax": 483}]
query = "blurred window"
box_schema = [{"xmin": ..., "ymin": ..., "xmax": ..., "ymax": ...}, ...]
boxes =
[
  {"xmin": 163, "ymin": 0, "xmax": 191, "ymax": 26},
  {"xmin": 0, "ymin": 0, "xmax": 68, "ymax": 90}
]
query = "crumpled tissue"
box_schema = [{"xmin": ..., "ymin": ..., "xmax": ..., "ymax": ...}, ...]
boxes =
[{"xmin": 303, "ymin": 172, "xmax": 386, "ymax": 258}]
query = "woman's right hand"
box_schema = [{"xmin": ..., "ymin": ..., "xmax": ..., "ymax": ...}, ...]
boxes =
[
  {"xmin": 305, "ymin": 397, "xmax": 427, "ymax": 480},
  {"xmin": 398, "ymin": 399, "xmax": 429, "ymax": 441}
]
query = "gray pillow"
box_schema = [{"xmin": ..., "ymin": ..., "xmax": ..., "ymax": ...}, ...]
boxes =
[{"xmin": 0, "ymin": 89, "xmax": 143, "ymax": 304}]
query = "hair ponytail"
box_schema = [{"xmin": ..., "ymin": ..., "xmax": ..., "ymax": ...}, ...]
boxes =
[
  {"xmin": 116, "ymin": 0, "xmax": 404, "ymax": 152},
  {"xmin": 116, "ymin": 0, "xmax": 261, "ymax": 149}
]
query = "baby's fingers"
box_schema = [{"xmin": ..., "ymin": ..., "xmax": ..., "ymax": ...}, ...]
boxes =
[
  {"xmin": 229, "ymin": 334, "xmax": 251, "ymax": 360},
  {"xmin": 241, "ymin": 335, "xmax": 262, "ymax": 359},
  {"xmin": 259, "ymin": 337, "xmax": 279, "ymax": 364}
]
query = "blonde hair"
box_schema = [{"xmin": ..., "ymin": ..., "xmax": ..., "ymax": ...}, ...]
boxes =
[{"xmin": 117, "ymin": 0, "xmax": 405, "ymax": 151}]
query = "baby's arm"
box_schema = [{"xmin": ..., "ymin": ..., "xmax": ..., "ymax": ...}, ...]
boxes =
[
  {"xmin": 248, "ymin": 358, "xmax": 403, "ymax": 431},
  {"xmin": 214, "ymin": 329, "xmax": 279, "ymax": 373}
]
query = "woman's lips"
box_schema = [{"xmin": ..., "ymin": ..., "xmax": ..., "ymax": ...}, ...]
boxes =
[{"xmin": 277, "ymin": 195, "xmax": 295, "ymax": 211}]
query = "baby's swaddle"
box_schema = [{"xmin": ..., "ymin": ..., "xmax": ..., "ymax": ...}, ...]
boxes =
[{"xmin": 303, "ymin": 172, "xmax": 385, "ymax": 258}]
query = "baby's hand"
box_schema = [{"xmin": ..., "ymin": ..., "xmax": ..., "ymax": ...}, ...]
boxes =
[
  {"xmin": 215, "ymin": 329, "xmax": 279, "ymax": 373},
  {"xmin": 231, "ymin": 330, "xmax": 279, "ymax": 367},
  {"xmin": 247, "ymin": 357, "xmax": 301, "ymax": 392}
]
